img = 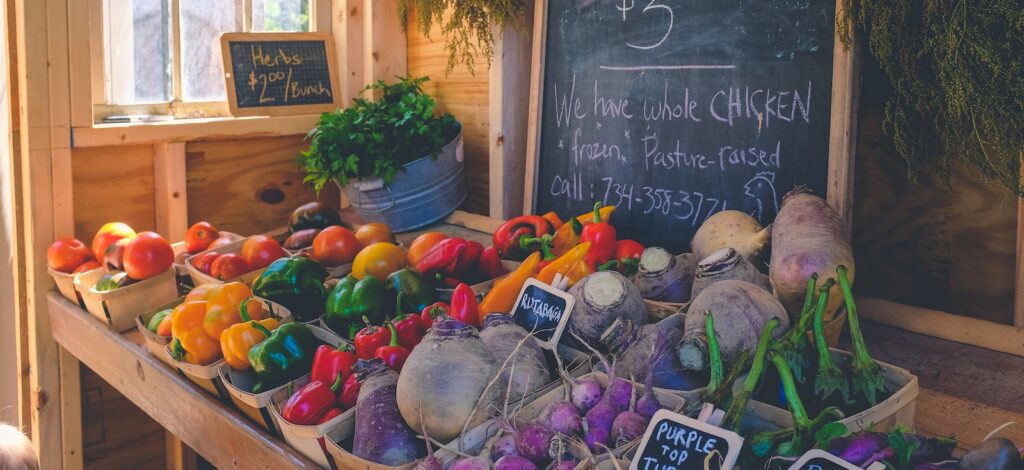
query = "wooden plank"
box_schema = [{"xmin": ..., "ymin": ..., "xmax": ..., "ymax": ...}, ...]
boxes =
[
  {"xmin": 1016, "ymin": 160, "xmax": 1024, "ymax": 327},
  {"xmin": 71, "ymin": 114, "xmax": 320, "ymax": 148},
  {"xmin": 164, "ymin": 434, "xmax": 197, "ymax": 470},
  {"xmin": 443, "ymin": 210, "xmax": 505, "ymax": 235},
  {"xmin": 79, "ymin": 367, "xmax": 165, "ymax": 470},
  {"xmin": 488, "ymin": 4, "xmax": 533, "ymax": 219},
  {"xmin": 68, "ymin": 0, "xmax": 92, "ymax": 127},
  {"xmin": 48, "ymin": 293, "xmax": 320, "ymax": 470},
  {"xmin": 363, "ymin": 0, "xmax": 406, "ymax": 89},
  {"xmin": 826, "ymin": 0, "xmax": 861, "ymax": 232},
  {"xmin": 522, "ymin": 0, "xmax": 549, "ymax": 215},
  {"xmin": 153, "ymin": 143, "xmax": 188, "ymax": 242},
  {"xmin": 915, "ymin": 388, "xmax": 1024, "ymax": 453},
  {"xmin": 336, "ymin": 0, "xmax": 363, "ymax": 105},
  {"xmin": 857, "ymin": 296, "xmax": 1024, "ymax": 357},
  {"xmin": 72, "ymin": 145, "xmax": 157, "ymax": 238}
]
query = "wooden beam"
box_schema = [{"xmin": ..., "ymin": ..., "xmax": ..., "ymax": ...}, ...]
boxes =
[
  {"xmin": 916, "ymin": 388, "xmax": 1024, "ymax": 452},
  {"xmin": 362, "ymin": 0, "xmax": 405, "ymax": 89},
  {"xmin": 48, "ymin": 294, "xmax": 320, "ymax": 470},
  {"xmin": 71, "ymin": 114, "xmax": 320, "ymax": 148},
  {"xmin": 826, "ymin": 0, "xmax": 863, "ymax": 233},
  {"xmin": 67, "ymin": 0, "xmax": 92, "ymax": 127},
  {"xmin": 335, "ymin": 0, "xmax": 363, "ymax": 105},
  {"xmin": 1015, "ymin": 160, "xmax": 1024, "ymax": 326},
  {"xmin": 164, "ymin": 433, "xmax": 198, "ymax": 470},
  {"xmin": 488, "ymin": 4, "xmax": 534, "ymax": 220},
  {"xmin": 153, "ymin": 143, "xmax": 188, "ymax": 241}
]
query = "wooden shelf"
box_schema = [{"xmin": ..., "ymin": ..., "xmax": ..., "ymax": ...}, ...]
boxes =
[{"xmin": 47, "ymin": 293, "xmax": 319, "ymax": 470}]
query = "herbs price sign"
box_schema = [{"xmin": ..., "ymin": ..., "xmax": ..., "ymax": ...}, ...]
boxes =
[{"xmin": 631, "ymin": 410, "xmax": 743, "ymax": 470}]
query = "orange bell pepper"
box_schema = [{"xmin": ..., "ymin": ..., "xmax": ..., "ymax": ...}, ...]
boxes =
[
  {"xmin": 478, "ymin": 252, "xmax": 541, "ymax": 320},
  {"xmin": 549, "ymin": 206, "xmax": 615, "ymax": 256},
  {"xmin": 220, "ymin": 299, "xmax": 279, "ymax": 370},
  {"xmin": 537, "ymin": 242, "xmax": 591, "ymax": 286},
  {"xmin": 541, "ymin": 211, "xmax": 564, "ymax": 230},
  {"xmin": 169, "ymin": 301, "xmax": 221, "ymax": 365},
  {"xmin": 184, "ymin": 284, "xmax": 217, "ymax": 303},
  {"xmin": 203, "ymin": 282, "xmax": 266, "ymax": 339}
]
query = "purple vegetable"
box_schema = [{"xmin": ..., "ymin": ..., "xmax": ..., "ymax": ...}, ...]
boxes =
[
  {"xmin": 602, "ymin": 317, "xmax": 703, "ymax": 390},
  {"xmin": 450, "ymin": 456, "xmax": 491, "ymax": 470},
  {"xmin": 352, "ymin": 358, "xmax": 425, "ymax": 466},
  {"xmin": 569, "ymin": 271, "xmax": 647, "ymax": 349},
  {"xmin": 611, "ymin": 411, "xmax": 647, "ymax": 447},
  {"xmin": 552, "ymin": 348, "xmax": 604, "ymax": 413},
  {"xmin": 545, "ymin": 459, "xmax": 578, "ymax": 470},
  {"xmin": 584, "ymin": 423, "xmax": 611, "ymax": 452},
  {"xmin": 906, "ymin": 434, "xmax": 957, "ymax": 464},
  {"xmin": 835, "ymin": 432, "xmax": 888, "ymax": 465},
  {"xmin": 606, "ymin": 377, "xmax": 633, "ymax": 412},
  {"xmin": 481, "ymin": 313, "xmax": 551, "ymax": 401},
  {"xmin": 634, "ymin": 248, "xmax": 696, "ymax": 303},
  {"xmin": 957, "ymin": 438, "xmax": 1021, "ymax": 470},
  {"xmin": 583, "ymin": 398, "xmax": 618, "ymax": 452},
  {"xmin": 635, "ymin": 332, "xmax": 665, "ymax": 419},
  {"xmin": 537, "ymin": 400, "xmax": 582, "ymax": 436},
  {"xmin": 495, "ymin": 455, "xmax": 540, "ymax": 470},
  {"xmin": 516, "ymin": 424, "xmax": 556, "ymax": 462},
  {"xmin": 491, "ymin": 433, "xmax": 520, "ymax": 462}
]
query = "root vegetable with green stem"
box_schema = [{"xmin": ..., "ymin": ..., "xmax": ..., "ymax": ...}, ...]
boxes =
[
  {"xmin": 722, "ymin": 318, "xmax": 779, "ymax": 433},
  {"xmin": 701, "ymin": 312, "xmax": 751, "ymax": 410},
  {"xmin": 776, "ymin": 274, "xmax": 819, "ymax": 382},
  {"xmin": 811, "ymin": 278, "xmax": 850, "ymax": 403},
  {"xmin": 838, "ymin": 264, "xmax": 886, "ymax": 405}
]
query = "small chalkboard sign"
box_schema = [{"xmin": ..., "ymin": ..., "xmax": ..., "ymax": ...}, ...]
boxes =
[
  {"xmin": 511, "ymin": 278, "xmax": 575, "ymax": 349},
  {"xmin": 631, "ymin": 409, "xmax": 743, "ymax": 470},
  {"xmin": 787, "ymin": 450, "xmax": 886, "ymax": 470},
  {"xmin": 220, "ymin": 32, "xmax": 340, "ymax": 117}
]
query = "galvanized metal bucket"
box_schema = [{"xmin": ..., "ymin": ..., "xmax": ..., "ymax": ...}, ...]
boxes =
[{"xmin": 339, "ymin": 125, "xmax": 466, "ymax": 232}]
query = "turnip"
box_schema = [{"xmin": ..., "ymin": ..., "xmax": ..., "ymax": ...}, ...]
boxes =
[
  {"xmin": 601, "ymin": 317, "xmax": 703, "ymax": 390},
  {"xmin": 491, "ymin": 433, "xmax": 520, "ymax": 462},
  {"xmin": 481, "ymin": 313, "xmax": 551, "ymax": 402},
  {"xmin": 568, "ymin": 271, "xmax": 647, "ymax": 350},
  {"xmin": 351, "ymin": 358, "xmax": 424, "ymax": 466},
  {"xmin": 678, "ymin": 280, "xmax": 789, "ymax": 372},
  {"xmin": 635, "ymin": 330, "xmax": 670, "ymax": 419},
  {"xmin": 551, "ymin": 348, "xmax": 604, "ymax": 413},
  {"xmin": 769, "ymin": 189, "xmax": 854, "ymax": 323},
  {"xmin": 576, "ymin": 338, "xmax": 632, "ymax": 412},
  {"xmin": 396, "ymin": 316, "xmax": 503, "ymax": 442},
  {"xmin": 691, "ymin": 209, "xmax": 771, "ymax": 264},
  {"xmin": 495, "ymin": 456, "xmax": 540, "ymax": 470},
  {"xmin": 581, "ymin": 372, "xmax": 623, "ymax": 451},
  {"xmin": 690, "ymin": 247, "xmax": 770, "ymax": 299},
  {"xmin": 633, "ymin": 248, "xmax": 696, "ymax": 303},
  {"xmin": 537, "ymin": 399, "xmax": 582, "ymax": 436},
  {"xmin": 610, "ymin": 384, "xmax": 648, "ymax": 447},
  {"xmin": 516, "ymin": 423, "xmax": 557, "ymax": 462},
  {"xmin": 545, "ymin": 459, "xmax": 578, "ymax": 470},
  {"xmin": 957, "ymin": 438, "xmax": 1021, "ymax": 470}
]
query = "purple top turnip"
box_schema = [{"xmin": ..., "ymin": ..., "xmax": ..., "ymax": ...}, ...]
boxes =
[
  {"xmin": 691, "ymin": 247, "xmax": 770, "ymax": 299},
  {"xmin": 601, "ymin": 317, "xmax": 703, "ymax": 390},
  {"xmin": 634, "ymin": 248, "xmax": 696, "ymax": 303},
  {"xmin": 568, "ymin": 271, "xmax": 647, "ymax": 350},
  {"xmin": 351, "ymin": 358, "xmax": 425, "ymax": 466},
  {"xmin": 481, "ymin": 313, "xmax": 551, "ymax": 402}
]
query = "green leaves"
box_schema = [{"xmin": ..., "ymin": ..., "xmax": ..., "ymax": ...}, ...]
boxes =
[{"xmin": 298, "ymin": 76, "xmax": 460, "ymax": 192}]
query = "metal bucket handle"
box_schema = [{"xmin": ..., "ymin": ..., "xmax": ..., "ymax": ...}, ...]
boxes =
[{"xmin": 352, "ymin": 179, "xmax": 396, "ymax": 214}]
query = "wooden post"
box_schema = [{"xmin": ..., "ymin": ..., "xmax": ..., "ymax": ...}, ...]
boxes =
[
  {"xmin": 826, "ymin": 0, "xmax": 863, "ymax": 234},
  {"xmin": 335, "ymin": 0, "xmax": 364, "ymax": 105},
  {"xmin": 153, "ymin": 143, "xmax": 188, "ymax": 242},
  {"xmin": 362, "ymin": 0, "xmax": 406, "ymax": 89},
  {"xmin": 1015, "ymin": 158, "xmax": 1024, "ymax": 327}
]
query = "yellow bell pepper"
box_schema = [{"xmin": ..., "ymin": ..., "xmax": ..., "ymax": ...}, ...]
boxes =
[
  {"xmin": 537, "ymin": 242, "xmax": 591, "ymax": 286},
  {"xmin": 203, "ymin": 282, "xmax": 266, "ymax": 340},
  {"xmin": 220, "ymin": 299, "xmax": 279, "ymax": 370},
  {"xmin": 478, "ymin": 252, "xmax": 542, "ymax": 321},
  {"xmin": 169, "ymin": 301, "xmax": 222, "ymax": 365},
  {"xmin": 549, "ymin": 206, "xmax": 615, "ymax": 256}
]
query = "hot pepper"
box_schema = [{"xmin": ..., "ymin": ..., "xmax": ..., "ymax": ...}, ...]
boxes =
[
  {"xmin": 311, "ymin": 343, "xmax": 357, "ymax": 386},
  {"xmin": 419, "ymin": 302, "xmax": 450, "ymax": 330},
  {"xmin": 533, "ymin": 236, "xmax": 558, "ymax": 272},
  {"xmin": 537, "ymin": 242, "xmax": 592, "ymax": 286},
  {"xmin": 598, "ymin": 239, "xmax": 645, "ymax": 276},
  {"xmin": 547, "ymin": 206, "xmax": 614, "ymax": 257},
  {"xmin": 392, "ymin": 312, "xmax": 424, "ymax": 349},
  {"xmin": 169, "ymin": 301, "xmax": 222, "ymax": 366},
  {"xmin": 384, "ymin": 268, "xmax": 437, "ymax": 315},
  {"xmin": 281, "ymin": 375, "xmax": 343, "ymax": 425},
  {"xmin": 449, "ymin": 283, "xmax": 481, "ymax": 327},
  {"xmin": 354, "ymin": 317, "xmax": 391, "ymax": 360},
  {"xmin": 203, "ymin": 282, "xmax": 266, "ymax": 340},
  {"xmin": 374, "ymin": 323, "xmax": 411, "ymax": 372},
  {"xmin": 579, "ymin": 202, "xmax": 617, "ymax": 271},
  {"xmin": 338, "ymin": 374, "xmax": 360, "ymax": 408},
  {"xmin": 251, "ymin": 257, "xmax": 328, "ymax": 322},
  {"xmin": 476, "ymin": 246, "xmax": 506, "ymax": 280},
  {"xmin": 493, "ymin": 216, "xmax": 554, "ymax": 260},
  {"xmin": 541, "ymin": 211, "xmax": 564, "ymax": 229},
  {"xmin": 248, "ymin": 322, "xmax": 319, "ymax": 392},
  {"xmin": 324, "ymin": 275, "xmax": 386, "ymax": 341},
  {"xmin": 452, "ymin": 240, "xmax": 484, "ymax": 278},
  {"xmin": 413, "ymin": 238, "xmax": 468, "ymax": 276},
  {"xmin": 478, "ymin": 252, "xmax": 541, "ymax": 320},
  {"xmin": 220, "ymin": 299, "xmax": 279, "ymax": 371}
]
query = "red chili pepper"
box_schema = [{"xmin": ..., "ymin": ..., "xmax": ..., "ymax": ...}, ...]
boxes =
[
  {"xmin": 310, "ymin": 343, "xmax": 357, "ymax": 386},
  {"xmin": 281, "ymin": 375, "xmax": 343, "ymax": 425},
  {"xmin": 374, "ymin": 323, "xmax": 411, "ymax": 372},
  {"xmin": 493, "ymin": 216, "xmax": 554, "ymax": 260},
  {"xmin": 449, "ymin": 283, "xmax": 480, "ymax": 327},
  {"xmin": 599, "ymin": 239, "xmax": 644, "ymax": 276},
  {"xmin": 452, "ymin": 240, "xmax": 484, "ymax": 278},
  {"xmin": 580, "ymin": 202, "xmax": 617, "ymax": 271},
  {"xmin": 420, "ymin": 302, "xmax": 450, "ymax": 330},
  {"xmin": 353, "ymin": 317, "xmax": 391, "ymax": 360},
  {"xmin": 392, "ymin": 313, "xmax": 424, "ymax": 349},
  {"xmin": 338, "ymin": 374, "xmax": 360, "ymax": 409},
  {"xmin": 477, "ymin": 246, "xmax": 507, "ymax": 280},
  {"xmin": 415, "ymin": 238, "xmax": 468, "ymax": 276}
]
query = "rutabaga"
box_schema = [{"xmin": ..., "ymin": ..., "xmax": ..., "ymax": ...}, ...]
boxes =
[
  {"xmin": 480, "ymin": 313, "xmax": 551, "ymax": 402},
  {"xmin": 690, "ymin": 247, "xmax": 771, "ymax": 299},
  {"xmin": 634, "ymin": 247, "xmax": 696, "ymax": 303},
  {"xmin": 567, "ymin": 271, "xmax": 647, "ymax": 350}
]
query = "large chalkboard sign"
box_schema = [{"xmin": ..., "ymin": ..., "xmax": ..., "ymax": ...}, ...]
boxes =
[
  {"xmin": 220, "ymin": 32, "xmax": 340, "ymax": 117},
  {"xmin": 526, "ymin": 0, "xmax": 857, "ymax": 250}
]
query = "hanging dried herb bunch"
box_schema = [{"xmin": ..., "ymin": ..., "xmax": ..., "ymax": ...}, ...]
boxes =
[
  {"xmin": 399, "ymin": 0, "xmax": 526, "ymax": 73},
  {"xmin": 839, "ymin": 0, "xmax": 1024, "ymax": 195}
]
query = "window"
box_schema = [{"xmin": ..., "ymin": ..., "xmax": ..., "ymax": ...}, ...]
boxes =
[{"xmin": 98, "ymin": 0, "xmax": 322, "ymax": 121}]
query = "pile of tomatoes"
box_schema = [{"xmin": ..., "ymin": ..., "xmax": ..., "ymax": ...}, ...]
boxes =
[{"xmin": 47, "ymin": 222, "xmax": 175, "ymax": 288}]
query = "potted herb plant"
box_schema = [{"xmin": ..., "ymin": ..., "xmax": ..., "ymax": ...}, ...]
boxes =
[{"xmin": 300, "ymin": 76, "xmax": 464, "ymax": 231}]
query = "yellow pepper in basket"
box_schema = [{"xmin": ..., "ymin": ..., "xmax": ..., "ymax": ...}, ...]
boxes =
[{"xmin": 537, "ymin": 242, "xmax": 591, "ymax": 287}]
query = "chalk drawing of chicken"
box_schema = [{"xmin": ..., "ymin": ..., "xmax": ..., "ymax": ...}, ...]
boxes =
[{"xmin": 744, "ymin": 171, "xmax": 779, "ymax": 222}]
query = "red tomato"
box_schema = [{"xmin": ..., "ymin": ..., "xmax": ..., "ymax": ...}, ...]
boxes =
[
  {"xmin": 208, "ymin": 237, "xmax": 235, "ymax": 250},
  {"xmin": 191, "ymin": 252, "xmax": 221, "ymax": 275},
  {"xmin": 241, "ymin": 235, "xmax": 286, "ymax": 270},
  {"xmin": 210, "ymin": 254, "xmax": 249, "ymax": 280},
  {"xmin": 47, "ymin": 238, "xmax": 92, "ymax": 273},
  {"xmin": 123, "ymin": 232, "xmax": 174, "ymax": 280},
  {"xmin": 72, "ymin": 260, "xmax": 102, "ymax": 274},
  {"xmin": 312, "ymin": 226, "xmax": 363, "ymax": 266},
  {"xmin": 184, "ymin": 222, "xmax": 219, "ymax": 253},
  {"xmin": 91, "ymin": 222, "xmax": 136, "ymax": 261},
  {"xmin": 355, "ymin": 223, "xmax": 396, "ymax": 246}
]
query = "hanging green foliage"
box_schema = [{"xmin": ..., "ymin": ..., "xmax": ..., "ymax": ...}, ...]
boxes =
[
  {"xmin": 839, "ymin": 0, "xmax": 1024, "ymax": 195},
  {"xmin": 398, "ymin": 0, "xmax": 526, "ymax": 74}
]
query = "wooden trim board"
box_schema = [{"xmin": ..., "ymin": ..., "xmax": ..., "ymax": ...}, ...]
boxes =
[
  {"xmin": 153, "ymin": 142, "xmax": 188, "ymax": 242},
  {"xmin": 48, "ymin": 293, "xmax": 320, "ymax": 470},
  {"xmin": 71, "ymin": 114, "xmax": 319, "ymax": 147}
]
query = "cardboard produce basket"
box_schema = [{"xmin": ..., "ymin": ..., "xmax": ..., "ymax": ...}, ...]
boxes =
[
  {"xmin": 323, "ymin": 409, "xmax": 420, "ymax": 470},
  {"xmin": 134, "ymin": 299, "xmax": 179, "ymax": 369},
  {"xmin": 267, "ymin": 375, "xmax": 348, "ymax": 468},
  {"xmin": 220, "ymin": 324, "xmax": 345, "ymax": 436},
  {"xmin": 184, "ymin": 227, "xmax": 290, "ymax": 287},
  {"xmin": 49, "ymin": 266, "xmax": 99, "ymax": 307},
  {"xmin": 74, "ymin": 267, "xmax": 179, "ymax": 332}
]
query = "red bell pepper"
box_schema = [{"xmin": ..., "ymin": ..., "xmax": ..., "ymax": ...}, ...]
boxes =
[
  {"xmin": 392, "ymin": 313, "xmax": 424, "ymax": 349},
  {"xmin": 449, "ymin": 283, "xmax": 480, "ymax": 327},
  {"xmin": 354, "ymin": 317, "xmax": 391, "ymax": 360},
  {"xmin": 415, "ymin": 238, "xmax": 468, "ymax": 277},
  {"xmin": 493, "ymin": 216, "xmax": 554, "ymax": 260},
  {"xmin": 477, "ymin": 246, "xmax": 506, "ymax": 280},
  {"xmin": 599, "ymin": 239, "xmax": 644, "ymax": 276},
  {"xmin": 374, "ymin": 323, "xmax": 411, "ymax": 372},
  {"xmin": 420, "ymin": 302, "xmax": 450, "ymax": 330},
  {"xmin": 315, "ymin": 407, "xmax": 344, "ymax": 465},
  {"xmin": 452, "ymin": 240, "xmax": 484, "ymax": 278},
  {"xmin": 281, "ymin": 375, "xmax": 343, "ymax": 425},
  {"xmin": 580, "ymin": 202, "xmax": 617, "ymax": 271},
  {"xmin": 311, "ymin": 343, "xmax": 357, "ymax": 386},
  {"xmin": 338, "ymin": 374, "xmax": 360, "ymax": 408}
]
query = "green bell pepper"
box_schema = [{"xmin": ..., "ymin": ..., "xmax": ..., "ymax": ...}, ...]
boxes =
[
  {"xmin": 385, "ymin": 268, "xmax": 437, "ymax": 315},
  {"xmin": 248, "ymin": 322, "xmax": 318, "ymax": 393},
  {"xmin": 324, "ymin": 275, "xmax": 386, "ymax": 340},
  {"xmin": 251, "ymin": 257, "xmax": 327, "ymax": 322}
]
